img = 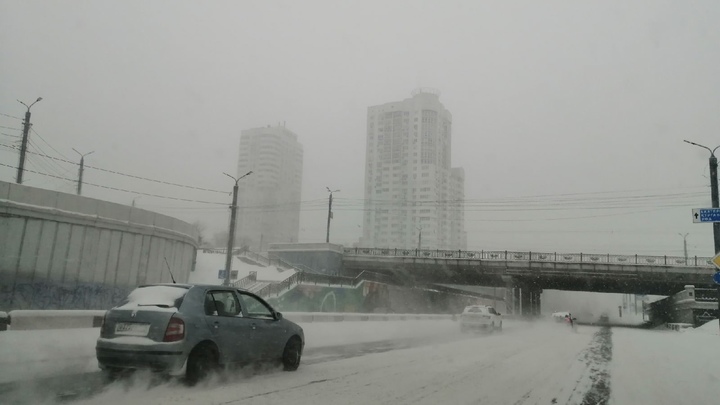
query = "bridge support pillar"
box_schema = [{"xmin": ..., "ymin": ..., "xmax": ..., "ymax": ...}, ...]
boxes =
[{"xmin": 517, "ymin": 281, "xmax": 542, "ymax": 318}]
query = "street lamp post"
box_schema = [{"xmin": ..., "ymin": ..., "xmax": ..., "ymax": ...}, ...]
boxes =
[
  {"xmin": 326, "ymin": 187, "xmax": 339, "ymax": 243},
  {"xmin": 678, "ymin": 233, "xmax": 689, "ymax": 263},
  {"xmin": 683, "ymin": 141, "xmax": 720, "ymax": 253},
  {"xmin": 72, "ymin": 148, "xmax": 94, "ymax": 195},
  {"xmin": 683, "ymin": 140, "xmax": 720, "ymax": 334},
  {"xmin": 15, "ymin": 97, "xmax": 42, "ymax": 184},
  {"xmin": 223, "ymin": 171, "xmax": 253, "ymax": 286}
]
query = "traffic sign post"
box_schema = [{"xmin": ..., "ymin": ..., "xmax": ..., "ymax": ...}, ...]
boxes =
[
  {"xmin": 692, "ymin": 208, "xmax": 720, "ymax": 223},
  {"xmin": 684, "ymin": 141, "xmax": 720, "ymax": 335},
  {"xmin": 712, "ymin": 254, "xmax": 720, "ymax": 285}
]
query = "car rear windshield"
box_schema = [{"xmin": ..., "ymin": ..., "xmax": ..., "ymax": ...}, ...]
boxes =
[
  {"xmin": 117, "ymin": 285, "xmax": 189, "ymax": 310},
  {"xmin": 467, "ymin": 307, "xmax": 487, "ymax": 313}
]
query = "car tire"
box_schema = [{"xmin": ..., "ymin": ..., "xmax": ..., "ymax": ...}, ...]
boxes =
[
  {"xmin": 282, "ymin": 337, "xmax": 302, "ymax": 371},
  {"xmin": 496, "ymin": 322, "xmax": 502, "ymax": 332},
  {"xmin": 186, "ymin": 344, "xmax": 218, "ymax": 386}
]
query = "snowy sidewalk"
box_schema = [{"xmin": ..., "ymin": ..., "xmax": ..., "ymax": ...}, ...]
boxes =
[{"xmin": 610, "ymin": 320, "xmax": 720, "ymax": 404}]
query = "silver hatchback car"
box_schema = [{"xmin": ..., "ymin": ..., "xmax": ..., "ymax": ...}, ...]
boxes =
[{"xmin": 96, "ymin": 283, "xmax": 304, "ymax": 384}]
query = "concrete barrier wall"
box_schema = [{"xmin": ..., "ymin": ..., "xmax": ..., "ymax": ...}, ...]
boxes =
[
  {"xmin": 4, "ymin": 310, "xmax": 455, "ymax": 330},
  {"xmin": 0, "ymin": 181, "xmax": 198, "ymax": 311}
]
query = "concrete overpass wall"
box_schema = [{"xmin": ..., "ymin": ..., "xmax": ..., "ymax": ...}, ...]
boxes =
[
  {"xmin": 269, "ymin": 243, "xmax": 344, "ymax": 274},
  {"xmin": 0, "ymin": 181, "xmax": 198, "ymax": 311}
]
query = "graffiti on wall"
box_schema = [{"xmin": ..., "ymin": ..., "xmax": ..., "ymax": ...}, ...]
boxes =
[{"xmin": 0, "ymin": 281, "xmax": 131, "ymax": 311}]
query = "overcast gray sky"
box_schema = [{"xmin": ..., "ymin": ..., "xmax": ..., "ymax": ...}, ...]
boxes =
[{"xmin": 2, "ymin": 0, "xmax": 719, "ymax": 257}]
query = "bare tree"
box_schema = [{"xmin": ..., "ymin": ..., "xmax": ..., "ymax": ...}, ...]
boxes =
[
  {"xmin": 191, "ymin": 221, "xmax": 208, "ymax": 247},
  {"xmin": 212, "ymin": 230, "xmax": 229, "ymax": 247}
]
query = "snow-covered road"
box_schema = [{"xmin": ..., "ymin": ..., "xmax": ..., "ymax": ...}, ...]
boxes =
[
  {"xmin": 4, "ymin": 320, "xmax": 719, "ymax": 404},
  {"xmin": 62, "ymin": 322, "xmax": 607, "ymax": 405}
]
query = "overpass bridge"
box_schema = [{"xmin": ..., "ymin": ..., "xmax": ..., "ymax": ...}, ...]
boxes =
[{"xmin": 341, "ymin": 247, "xmax": 717, "ymax": 316}]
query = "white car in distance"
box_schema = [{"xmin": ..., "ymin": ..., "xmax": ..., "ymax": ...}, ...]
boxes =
[{"xmin": 460, "ymin": 305, "xmax": 502, "ymax": 333}]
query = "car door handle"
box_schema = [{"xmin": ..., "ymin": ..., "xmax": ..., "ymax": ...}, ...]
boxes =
[
  {"xmin": 251, "ymin": 323, "xmax": 257, "ymax": 330},
  {"xmin": 213, "ymin": 321, "xmax": 220, "ymax": 329}
]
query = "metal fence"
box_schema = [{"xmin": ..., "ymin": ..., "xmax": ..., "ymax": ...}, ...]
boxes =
[
  {"xmin": 253, "ymin": 270, "xmax": 396, "ymax": 299},
  {"xmin": 695, "ymin": 288, "xmax": 719, "ymax": 302},
  {"xmin": 343, "ymin": 247, "xmax": 714, "ymax": 267}
]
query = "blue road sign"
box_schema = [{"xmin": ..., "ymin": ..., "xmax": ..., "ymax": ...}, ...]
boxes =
[
  {"xmin": 692, "ymin": 208, "xmax": 720, "ymax": 223},
  {"xmin": 713, "ymin": 272, "xmax": 720, "ymax": 285},
  {"xmin": 217, "ymin": 270, "xmax": 238, "ymax": 280}
]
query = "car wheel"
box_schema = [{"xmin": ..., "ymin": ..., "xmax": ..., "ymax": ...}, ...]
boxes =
[
  {"xmin": 282, "ymin": 337, "xmax": 302, "ymax": 371},
  {"xmin": 186, "ymin": 344, "xmax": 218, "ymax": 385},
  {"xmin": 497, "ymin": 322, "xmax": 502, "ymax": 331}
]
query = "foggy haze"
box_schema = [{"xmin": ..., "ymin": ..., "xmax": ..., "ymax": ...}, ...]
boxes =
[{"xmin": 2, "ymin": 0, "xmax": 719, "ymax": 257}]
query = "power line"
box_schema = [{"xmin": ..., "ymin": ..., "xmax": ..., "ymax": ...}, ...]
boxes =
[
  {"xmin": 0, "ymin": 112, "xmax": 21, "ymax": 120},
  {"xmin": 28, "ymin": 139, "xmax": 74, "ymax": 177},
  {"xmin": 0, "ymin": 162, "xmax": 228, "ymax": 205},
  {"xmin": 30, "ymin": 127, "xmax": 72, "ymax": 161},
  {"xmin": 0, "ymin": 125, "xmax": 20, "ymax": 131},
  {"xmin": 0, "ymin": 140, "xmax": 228, "ymax": 194},
  {"xmin": 1, "ymin": 133, "xmax": 21, "ymax": 138}
]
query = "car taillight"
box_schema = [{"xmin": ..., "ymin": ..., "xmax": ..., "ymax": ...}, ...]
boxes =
[
  {"xmin": 163, "ymin": 316, "xmax": 185, "ymax": 342},
  {"xmin": 100, "ymin": 314, "xmax": 109, "ymax": 337}
]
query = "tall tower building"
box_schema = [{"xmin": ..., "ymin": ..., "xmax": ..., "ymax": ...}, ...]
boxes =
[
  {"xmin": 360, "ymin": 89, "xmax": 466, "ymax": 250},
  {"xmin": 236, "ymin": 124, "xmax": 303, "ymax": 251}
]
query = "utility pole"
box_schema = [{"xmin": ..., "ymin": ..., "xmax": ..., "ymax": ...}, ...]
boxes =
[
  {"xmin": 15, "ymin": 97, "xmax": 42, "ymax": 184},
  {"xmin": 417, "ymin": 226, "xmax": 422, "ymax": 250},
  {"xmin": 678, "ymin": 233, "xmax": 689, "ymax": 263},
  {"xmin": 223, "ymin": 171, "xmax": 253, "ymax": 286},
  {"xmin": 72, "ymin": 149, "xmax": 94, "ymax": 195},
  {"xmin": 326, "ymin": 187, "xmax": 339, "ymax": 243},
  {"xmin": 683, "ymin": 140, "xmax": 720, "ymax": 334}
]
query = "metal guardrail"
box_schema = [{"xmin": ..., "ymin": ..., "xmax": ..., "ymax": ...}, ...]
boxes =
[
  {"xmin": 344, "ymin": 247, "xmax": 715, "ymax": 267},
  {"xmin": 231, "ymin": 272, "xmax": 257, "ymax": 289},
  {"xmin": 253, "ymin": 270, "xmax": 396, "ymax": 299},
  {"xmin": 695, "ymin": 288, "xmax": 719, "ymax": 302},
  {"xmin": 201, "ymin": 248, "xmax": 314, "ymax": 274}
]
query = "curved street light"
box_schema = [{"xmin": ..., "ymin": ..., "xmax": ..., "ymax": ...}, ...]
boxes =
[
  {"xmin": 71, "ymin": 148, "xmax": 94, "ymax": 195},
  {"xmin": 326, "ymin": 187, "xmax": 340, "ymax": 243},
  {"xmin": 17, "ymin": 97, "xmax": 43, "ymax": 112},
  {"xmin": 222, "ymin": 171, "xmax": 253, "ymax": 286},
  {"xmin": 15, "ymin": 97, "xmax": 43, "ymax": 184},
  {"xmin": 683, "ymin": 140, "xmax": 720, "ymax": 254}
]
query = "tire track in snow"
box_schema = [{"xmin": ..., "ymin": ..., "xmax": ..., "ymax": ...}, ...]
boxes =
[{"xmin": 578, "ymin": 327, "xmax": 612, "ymax": 405}]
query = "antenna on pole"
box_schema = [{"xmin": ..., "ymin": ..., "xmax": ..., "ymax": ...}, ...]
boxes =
[{"xmin": 164, "ymin": 257, "xmax": 177, "ymax": 284}]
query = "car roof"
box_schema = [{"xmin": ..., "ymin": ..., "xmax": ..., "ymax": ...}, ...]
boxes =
[{"xmin": 138, "ymin": 283, "xmax": 250, "ymax": 292}]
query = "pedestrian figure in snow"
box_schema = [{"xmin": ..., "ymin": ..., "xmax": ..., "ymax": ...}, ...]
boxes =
[
  {"xmin": 566, "ymin": 313, "xmax": 577, "ymax": 332},
  {"xmin": 564, "ymin": 313, "xmax": 573, "ymax": 327}
]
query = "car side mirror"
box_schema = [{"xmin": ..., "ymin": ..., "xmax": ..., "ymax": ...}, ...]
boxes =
[
  {"xmin": 497, "ymin": 313, "xmax": 501, "ymax": 316},
  {"xmin": 274, "ymin": 311, "xmax": 283, "ymax": 320}
]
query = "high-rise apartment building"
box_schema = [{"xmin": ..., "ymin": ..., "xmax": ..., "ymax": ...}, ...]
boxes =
[
  {"xmin": 236, "ymin": 124, "xmax": 303, "ymax": 251},
  {"xmin": 360, "ymin": 89, "xmax": 466, "ymax": 250}
]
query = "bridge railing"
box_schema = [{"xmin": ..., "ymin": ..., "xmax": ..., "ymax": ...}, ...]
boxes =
[
  {"xmin": 343, "ymin": 248, "xmax": 714, "ymax": 268},
  {"xmin": 252, "ymin": 270, "xmax": 396, "ymax": 298},
  {"xmin": 695, "ymin": 288, "xmax": 719, "ymax": 302}
]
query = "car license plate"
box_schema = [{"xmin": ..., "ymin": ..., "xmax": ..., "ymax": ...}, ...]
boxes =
[{"xmin": 115, "ymin": 322, "xmax": 150, "ymax": 336}]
